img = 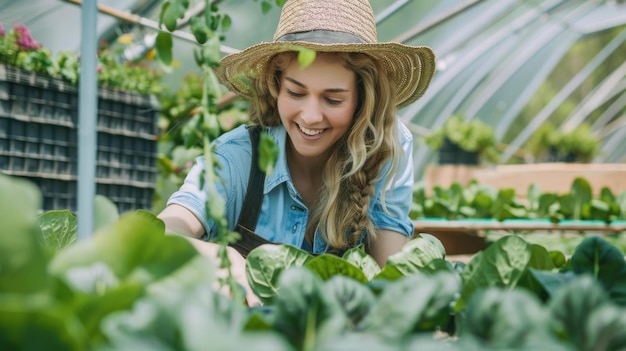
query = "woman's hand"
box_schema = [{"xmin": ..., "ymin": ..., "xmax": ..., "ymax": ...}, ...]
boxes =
[
  {"xmin": 158, "ymin": 205, "xmax": 261, "ymax": 305},
  {"xmin": 182, "ymin": 237, "xmax": 261, "ymax": 306},
  {"xmin": 222, "ymin": 246, "xmax": 261, "ymax": 306}
]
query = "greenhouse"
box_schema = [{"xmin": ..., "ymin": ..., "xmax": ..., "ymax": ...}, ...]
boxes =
[{"xmin": 1, "ymin": 0, "xmax": 626, "ymax": 350}]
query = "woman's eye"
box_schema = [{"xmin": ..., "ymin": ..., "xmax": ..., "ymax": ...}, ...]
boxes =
[
  {"xmin": 287, "ymin": 90, "xmax": 305, "ymax": 98},
  {"xmin": 325, "ymin": 98, "xmax": 342, "ymax": 105}
]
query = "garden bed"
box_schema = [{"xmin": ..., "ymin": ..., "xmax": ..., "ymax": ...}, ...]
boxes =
[
  {"xmin": 414, "ymin": 218, "xmax": 626, "ymax": 255},
  {"xmin": 424, "ymin": 163, "xmax": 626, "ymax": 200}
]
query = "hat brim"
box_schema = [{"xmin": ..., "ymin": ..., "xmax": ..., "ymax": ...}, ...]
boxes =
[{"xmin": 214, "ymin": 41, "xmax": 436, "ymax": 109}]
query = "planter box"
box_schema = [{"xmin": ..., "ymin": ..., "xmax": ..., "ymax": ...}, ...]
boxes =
[
  {"xmin": 413, "ymin": 218, "xmax": 626, "ymax": 255},
  {"xmin": 0, "ymin": 64, "xmax": 160, "ymax": 213}
]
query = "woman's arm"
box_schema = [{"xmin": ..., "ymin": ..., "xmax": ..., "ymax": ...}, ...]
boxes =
[
  {"xmin": 367, "ymin": 229, "xmax": 409, "ymax": 267},
  {"xmin": 157, "ymin": 204, "xmax": 206, "ymax": 238}
]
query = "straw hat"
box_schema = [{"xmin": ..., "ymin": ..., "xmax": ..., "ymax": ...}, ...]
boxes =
[{"xmin": 214, "ymin": 0, "xmax": 436, "ymax": 108}]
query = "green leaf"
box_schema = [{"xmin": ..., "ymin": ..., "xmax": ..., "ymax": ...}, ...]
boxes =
[
  {"xmin": 549, "ymin": 250, "xmax": 567, "ymax": 268},
  {"xmin": 537, "ymin": 192, "xmax": 558, "ymax": 217},
  {"xmin": 0, "ymin": 298, "xmax": 85, "ymax": 351},
  {"xmin": 372, "ymin": 265, "xmax": 404, "ymax": 282},
  {"xmin": 459, "ymin": 287, "xmax": 550, "ymax": 348},
  {"xmin": 584, "ymin": 304, "xmax": 626, "ymax": 351},
  {"xmin": 94, "ymin": 195, "xmax": 119, "ymax": 231},
  {"xmin": 528, "ymin": 269, "xmax": 577, "ymax": 297},
  {"xmin": 549, "ymin": 275, "xmax": 611, "ymax": 348},
  {"xmin": 305, "ymin": 254, "xmax": 368, "ymax": 283},
  {"xmin": 527, "ymin": 243, "xmax": 555, "ymax": 271},
  {"xmin": 527, "ymin": 183, "xmax": 542, "ymax": 212},
  {"xmin": 221, "ymin": 15, "xmax": 232, "ymax": 31},
  {"xmin": 261, "ymin": 1, "xmax": 272, "ymax": 14},
  {"xmin": 325, "ymin": 275, "xmax": 376, "ymax": 327},
  {"xmin": 570, "ymin": 177, "xmax": 593, "ymax": 220},
  {"xmin": 49, "ymin": 212, "xmax": 198, "ymax": 288},
  {"xmin": 384, "ymin": 234, "xmax": 446, "ymax": 275},
  {"xmin": 160, "ymin": 0, "xmax": 189, "ymax": 32},
  {"xmin": 246, "ymin": 244, "xmax": 313, "ymax": 305},
  {"xmin": 258, "ymin": 131, "xmax": 279, "ymax": 175},
  {"xmin": 272, "ymin": 268, "xmax": 347, "ymax": 349},
  {"xmin": 37, "ymin": 210, "xmax": 77, "ymax": 252},
  {"xmin": 361, "ymin": 272, "xmax": 459, "ymax": 339},
  {"xmin": 315, "ymin": 333, "xmax": 402, "ymax": 351},
  {"xmin": 457, "ymin": 235, "xmax": 532, "ymax": 310},
  {"xmin": 155, "ymin": 31, "xmax": 173, "ymax": 67},
  {"xmin": 342, "ymin": 248, "xmax": 381, "ymax": 280},
  {"xmin": 570, "ymin": 236, "xmax": 626, "ymax": 305},
  {"xmin": 0, "ymin": 174, "xmax": 50, "ymax": 294},
  {"xmin": 190, "ymin": 16, "xmax": 210, "ymax": 44},
  {"xmin": 295, "ymin": 47, "xmax": 316, "ymax": 69}
]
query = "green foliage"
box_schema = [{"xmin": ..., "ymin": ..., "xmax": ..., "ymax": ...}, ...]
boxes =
[
  {"xmin": 254, "ymin": 0, "xmax": 287, "ymax": 14},
  {"xmin": 424, "ymin": 115, "xmax": 500, "ymax": 164},
  {"xmin": 411, "ymin": 177, "xmax": 626, "ymax": 223},
  {"xmin": 0, "ymin": 22, "xmax": 163, "ymax": 94},
  {"xmin": 525, "ymin": 122, "xmax": 600, "ymax": 162},
  {"xmin": 3, "ymin": 172, "xmax": 626, "ymax": 349}
]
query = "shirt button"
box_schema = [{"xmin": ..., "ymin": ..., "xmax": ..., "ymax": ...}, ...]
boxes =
[{"xmin": 292, "ymin": 224, "xmax": 297, "ymax": 233}]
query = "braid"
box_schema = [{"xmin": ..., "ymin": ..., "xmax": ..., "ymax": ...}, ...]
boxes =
[{"xmin": 345, "ymin": 170, "xmax": 375, "ymax": 246}]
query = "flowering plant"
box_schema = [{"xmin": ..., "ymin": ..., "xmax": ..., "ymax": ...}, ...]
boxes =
[{"xmin": 0, "ymin": 22, "xmax": 162, "ymax": 95}]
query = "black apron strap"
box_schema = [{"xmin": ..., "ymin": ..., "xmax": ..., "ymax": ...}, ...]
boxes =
[{"xmin": 231, "ymin": 126, "xmax": 274, "ymax": 257}]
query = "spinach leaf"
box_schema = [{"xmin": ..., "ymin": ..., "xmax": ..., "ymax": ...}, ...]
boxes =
[
  {"xmin": 305, "ymin": 254, "xmax": 368, "ymax": 283},
  {"xmin": 459, "ymin": 287, "xmax": 554, "ymax": 349},
  {"xmin": 325, "ymin": 275, "xmax": 376, "ymax": 328},
  {"xmin": 383, "ymin": 234, "xmax": 446, "ymax": 276},
  {"xmin": 342, "ymin": 248, "xmax": 381, "ymax": 280},
  {"xmin": 570, "ymin": 236, "xmax": 626, "ymax": 305},
  {"xmin": 457, "ymin": 235, "xmax": 531, "ymax": 310},
  {"xmin": 360, "ymin": 272, "xmax": 459, "ymax": 339},
  {"xmin": 246, "ymin": 244, "xmax": 313, "ymax": 305},
  {"xmin": 272, "ymin": 268, "xmax": 347, "ymax": 349}
]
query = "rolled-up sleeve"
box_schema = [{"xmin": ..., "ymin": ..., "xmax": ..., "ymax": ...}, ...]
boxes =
[{"xmin": 166, "ymin": 125, "xmax": 251, "ymax": 238}]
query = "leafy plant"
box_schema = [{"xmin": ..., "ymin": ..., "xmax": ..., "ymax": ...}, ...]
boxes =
[
  {"xmin": 425, "ymin": 115, "xmax": 500, "ymax": 164},
  {"xmin": 411, "ymin": 177, "xmax": 626, "ymax": 223},
  {"xmin": 3, "ymin": 172, "xmax": 626, "ymax": 350},
  {"xmin": 525, "ymin": 122, "xmax": 600, "ymax": 163},
  {"xmin": 0, "ymin": 22, "xmax": 163, "ymax": 95}
]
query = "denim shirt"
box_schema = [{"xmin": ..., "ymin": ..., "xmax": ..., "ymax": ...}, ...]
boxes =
[{"xmin": 167, "ymin": 123, "xmax": 415, "ymax": 255}]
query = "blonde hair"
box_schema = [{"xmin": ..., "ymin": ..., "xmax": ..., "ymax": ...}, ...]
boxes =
[{"xmin": 248, "ymin": 51, "xmax": 402, "ymax": 251}]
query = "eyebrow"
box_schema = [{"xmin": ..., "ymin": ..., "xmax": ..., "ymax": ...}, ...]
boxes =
[{"xmin": 284, "ymin": 77, "xmax": 351, "ymax": 93}]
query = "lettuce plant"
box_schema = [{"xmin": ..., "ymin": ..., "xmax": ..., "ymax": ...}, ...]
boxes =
[{"xmin": 2, "ymin": 172, "xmax": 626, "ymax": 350}]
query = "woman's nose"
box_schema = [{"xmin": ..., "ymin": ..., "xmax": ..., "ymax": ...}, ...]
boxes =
[{"xmin": 300, "ymin": 99, "xmax": 323, "ymax": 125}]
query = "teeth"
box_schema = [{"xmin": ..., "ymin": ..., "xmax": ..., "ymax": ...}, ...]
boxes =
[{"xmin": 299, "ymin": 125, "xmax": 325, "ymax": 136}]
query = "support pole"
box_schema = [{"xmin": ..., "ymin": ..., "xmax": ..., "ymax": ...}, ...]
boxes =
[{"xmin": 77, "ymin": 0, "xmax": 98, "ymax": 240}]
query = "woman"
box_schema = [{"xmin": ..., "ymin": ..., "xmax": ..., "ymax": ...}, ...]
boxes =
[{"xmin": 158, "ymin": 0, "xmax": 435, "ymax": 303}]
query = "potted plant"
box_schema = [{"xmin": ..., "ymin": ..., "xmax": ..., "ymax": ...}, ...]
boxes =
[
  {"xmin": 425, "ymin": 115, "xmax": 500, "ymax": 165},
  {"xmin": 525, "ymin": 122, "xmax": 600, "ymax": 163}
]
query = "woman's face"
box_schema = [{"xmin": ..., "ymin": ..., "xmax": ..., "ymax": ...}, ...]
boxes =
[{"xmin": 277, "ymin": 53, "xmax": 358, "ymax": 162}]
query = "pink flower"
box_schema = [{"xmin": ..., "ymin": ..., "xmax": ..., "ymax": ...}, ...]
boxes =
[{"xmin": 14, "ymin": 24, "xmax": 41, "ymax": 51}]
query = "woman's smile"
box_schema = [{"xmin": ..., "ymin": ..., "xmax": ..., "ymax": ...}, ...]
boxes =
[{"xmin": 297, "ymin": 124, "xmax": 327, "ymax": 138}]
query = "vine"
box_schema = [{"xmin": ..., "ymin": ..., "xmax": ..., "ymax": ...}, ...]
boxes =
[{"xmin": 155, "ymin": 0, "xmax": 281, "ymax": 305}]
